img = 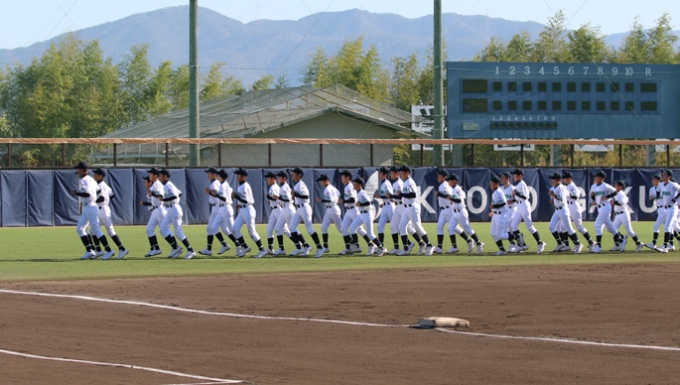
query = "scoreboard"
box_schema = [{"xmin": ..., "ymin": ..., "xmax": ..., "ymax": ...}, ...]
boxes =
[{"xmin": 446, "ymin": 62, "xmax": 680, "ymax": 139}]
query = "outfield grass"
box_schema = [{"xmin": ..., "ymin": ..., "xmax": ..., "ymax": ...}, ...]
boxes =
[{"xmin": 0, "ymin": 222, "xmax": 677, "ymax": 282}]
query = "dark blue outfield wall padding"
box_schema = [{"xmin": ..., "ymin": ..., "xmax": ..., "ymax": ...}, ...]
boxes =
[{"xmin": 0, "ymin": 168, "xmax": 677, "ymax": 227}]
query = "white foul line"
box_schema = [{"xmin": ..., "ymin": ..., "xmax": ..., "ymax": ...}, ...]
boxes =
[
  {"xmin": 435, "ymin": 328, "xmax": 680, "ymax": 352},
  {"xmin": 0, "ymin": 348, "xmax": 242, "ymax": 384},
  {"xmin": 2, "ymin": 289, "xmax": 680, "ymax": 353}
]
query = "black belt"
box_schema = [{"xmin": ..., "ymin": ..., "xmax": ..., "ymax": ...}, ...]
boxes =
[
  {"xmin": 296, "ymin": 203, "xmax": 307, "ymax": 208},
  {"xmin": 98, "ymin": 206, "xmax": 103, "ymax": 210},
  {"xmin": 210, "ymin": 203, "xmax": 217, "ymax": 207},
  {"xmin": 439, "ymin": 206, "xmax": 450, "ymax": 210},
  {"xmin": 493, "ymin": 211, "xmax": 502, "ymax": 214},
  {"xmin": 567, "ymin": 201, "xmax": 575, "ymax": 205},
  {"xmin": 394, "ymin": 201, "xmax": 402, "ymax": 205},
  {"xmin": 657, "ymin": 206, "xmax": 664, "ymax": 209},
  {"xmin": 238, "ymin": 205, "xmax": 247, "ymax": 208},
  {"xmin": 360, "ymin": 210, "xmax": 369, "ymax": 214},
  {"xmin": 404, "ymin": 204, "xmax": 413, "ymax": 207},
  {"xmin": 664, "ymin": 205, "xmax": 672, "ymax": 209},
  {"xmin": 453, "ymin": 209, "xmax": 461, "ymax": 213},
  {"xmin": 555, "ymin": 206, "xmax": 563, "ymax": 210},
  {"xmin": 271, "ymin": 206, "xmax": 280, "ymax": 209},
  {"xmin": 326, "ymin": 205, "xmax": 334, "ymax": 208},
  {"xmin": 615, "ymin": 211, "xmax": 625, "ymax": 215},
  {"xmin": 598, "ymin": 203, "xmax": 606, "ymax": 208},
  {"xmin": 345, "ymin": 205, "xmax": 355, "ymax": 209},
  {"xmin": 218, "ymin": 204, "xmax": 225, "ymax": 207},
  {"xmin": 164, "ymin": 203, "xmax": 175, "ymax": 208}
]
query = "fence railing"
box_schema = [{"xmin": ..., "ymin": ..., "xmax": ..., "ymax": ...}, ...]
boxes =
[{"xmin": 1, "ymin": 138, "xmax": 679, "ymax": 168}]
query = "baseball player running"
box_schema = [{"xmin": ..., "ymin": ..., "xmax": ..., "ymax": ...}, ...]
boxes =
[
  {"xmin": 339, "ymin": 170, "xmax": 369, "ymax": 255},
  {"xmin": 387, "ymin": 167, "xmax": 419, "ymax": 254},
  {"xmin": 589, "ymin": 171, "xmax": 619, "ymax": 253},
  {"xmin": 199, "ymin": 167, "xmax": 230, "ymax": 257},
  {"xmin": 500, "ymin": 172, "xmax": 521, "ymax": 252},
  {"xmin": 509, "ymin": 169, "xmax": 547, "ymax": 254},
  {"xmin": 489, "ymin": 175, "xmax": 509, "ymax": 255},
  {"xmin": 90, "ymin": 168, "xmax": 128, "ymax": 260},
  {"xmin": 289, "ymin": 167, "xmax": 325, "ymax": 258},
  {"xmin": 447, "ymin": 173, "xmax": 484, "ymax": 254},
  {"xmin": 350, "ymin": 177, "xmax": 387, "ymax": 256},
  {"xmin": 398, "ymin": 166, "xmax": 434, "ymax": 256},
  {"xmin": 645, "ymin": 174, "xmax": 667, "ymax": 249},
  {"xmin": 316, "ymin": 173, "xmax": 342, "ymax": 253},
  {"xmin": 273, "ymin": 171, "xmax": 297, "ymax": 255},
  {"xmin": 656, "ymin": 169, "xmax": 680, "ymax": 253},
  {"xmin": 374, "ymin": 167, "xmax": 395, "ymax": 253},
  {"xmin": 212, "ymin": 169, "xmax": 239, "ymax": 253},
  {"xmin": 611, "ymin": 180, "xmax": 643, "ymax": 252},
  {"xmin": 434, "ymin": 169, "xmax": 454, "ymax": 253},
  {"xmin": 562, "ymin": 171, "xmax": 594, "ymax": 250},
  {"xmin": 547, "ymin": 173, "xmax": 583, "ymax": 253},
  {"xmin": 264, "ymin": 171, "xmax": 283, "ymax": 254},
  {"xmin": 232, "ymin": 168, "xmax": 267, "ymax": 258},
  {"xmin": 156, "ymin": 169, "xmax": 196, "ymax": 260},
  {"xmin": 141, "ymin": 168, "xmax": 166, "ymax": 257},
  {"xmin": 71, "ymin": 162, "xmax": 113, "ymax": 260}
]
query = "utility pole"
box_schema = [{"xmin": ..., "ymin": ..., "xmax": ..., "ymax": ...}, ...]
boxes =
[
  {"xmin": 189, "ymin": 0, "xmax": 200, "ymax": 166},
  {"xmin": 433, "ymin": 0, "xmax": 444, "ymax": 166}
]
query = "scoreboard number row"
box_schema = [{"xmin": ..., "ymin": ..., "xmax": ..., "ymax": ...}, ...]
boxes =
[{"xmin": 497, "ymin": 65, "xmax": 653, "ymax": 77}]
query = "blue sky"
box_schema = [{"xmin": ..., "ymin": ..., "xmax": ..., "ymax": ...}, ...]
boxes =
[{"xmin": 1, "ymin": 0, "xmax": 678, "ymax": 49}]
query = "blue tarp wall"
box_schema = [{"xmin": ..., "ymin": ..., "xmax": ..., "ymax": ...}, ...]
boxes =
[{"xmin": 0, "ymin": 168, "xmax": 672, "ymax": 227}]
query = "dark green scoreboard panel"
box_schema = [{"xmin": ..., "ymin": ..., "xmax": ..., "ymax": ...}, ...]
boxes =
[{"xmin": 447, "ymin": 62, "xmax": 680, "ymax": 138}]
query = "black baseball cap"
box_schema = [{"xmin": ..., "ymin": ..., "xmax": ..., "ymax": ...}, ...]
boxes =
[
  {"xmin": 378, "ymin": 167, "xmax": 390, "ymax": 174},
  {"xmin": 205, "ymin": 167, "xmax": 219, "ymax": 174},
  {"xmin": 400, "ymin": 165, "xmax": 412, "ymax": 173},
  {"xmin": 615, "ymin": 180, "xmax": 626, "ymax": 188},
  {"xmin": 389, "ymin": 166, "xmax": 400, "ymax": 173},
  {"xmin": 501, "ymin": 171, "xmax": 511, "ymax": 179},
  {"xmin": 352, "ymin": 177, "xmax": 365, "ymax": 186},
  {"xmin": 340, "ymin": 170, "xmax": 352, "ymax": 177},
  {"xmin": 159, "ymin": 169, "xmax": 171, "ymax": 177},
  {"xmin": 92, "ymin": 168, "xmax": 106, "ymax": 177},
  {"xmin": 217, "ymin": 169, "xmax": 229, "ymax": 179},
  {"xmin": 490, "ymin": 175, "xmax": 500, "ymax": 183},
  {"xmin": 549, "ymin": 172, "xmax": 562, "ymax": 180},
  {"xmin": 562, "ymin": 171, "xmax": 573, "ymax": 179},
  {"xmin": 662, "ymin": 169, "xmax": 673, "ymax": 177},
  {"xmin": 146, "ymin": 167, "xmax": 160, "ymax": 175},
  {"xmin": 292, "ymin": 167, "xmax": 304, "ymax": 176},
  {"xmin": 74, "ymin": 161, "xmax": 88, "ymax": 170},
  {"xmin": 511, "ymin": 168, "xmax": 523, "ymax": 176},
  {"xmin": 315, "ymin": 174, "xmax": 330, "ymax": 182},
  {"xmin": 234, "ymin": 168, "xmax": 248, "ymax": 176},
  {"xmin": 264, "ymin": 171, "xmax": 277, "ymax": 178},
  {"xmin": 595, "ymin": 171, "xmax": 606, "ymax": 178},
  {"xmin": 448, "ymin": 174, "xmax": 459, "ymax": 181},
  {"xmin": 277, "ymin": 170, "xmax": 288, "ymax": 178},
  {"xmin": 437, "ymin": 169, "xmax": 449, "ymax": 177},
  {"xmin": 143, "ymin": 176, "xmax": 151, "ymax": 182},
  {"xmin": 652, "ymin": 174, "xmax": 662, "ymax": 180}
]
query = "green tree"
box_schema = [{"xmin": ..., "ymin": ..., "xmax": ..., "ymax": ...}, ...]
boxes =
[
  {"xmin": 567, "ymin": 24, "xmax": 611, "ymax": 63},
  {"xmin": 200, "ymin": 62, "xmax": 245, "ymax": 100},
  {"xmin": 505, "ymin": 32, "xmax": 534, "ymax": 61},
  {"xmin": 251, "ymin": 74, "xmax": 274, "ymax": 91},
  {"xmin": 389, "ymin": 54, "xmax": 421, "ymax": 110},
  {"xmin": 474, "ymin": 36, "xmax": 507, "ymax": 62},
  {"xmin": 617, "ymin": 17, "xmax": 650, "ymax": 63},
  {"xmin": 647, "ymin": 13, "xmax": 678, "ymax": 64},
  {"xmin": 117, "ymin": 44, "xmax": 155, "ymax": 125},
  {"xmin": 531, "ymin": 10, "xmax": 570, "ymax": 62}
]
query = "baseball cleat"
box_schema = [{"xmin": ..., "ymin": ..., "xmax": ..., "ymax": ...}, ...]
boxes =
[
  {"xmin": 667, "ymin": 244, "xmax": 676, "ymax": 251},
  {"xmin": 508, "ymin": 244, "xmax": 520, "ymax": 253},
  {"xmin": 324, "ymin": 247, "xmax": 330, "ymax": 254},
  {"xmin": 424, "ymin": 245, "xmax": 434, "ymax": 256},
  {"xmin": 314, "ymin": 248, "xmax": 325, "ymax": 258},
  {"xmin": 80, "ymin": 251, "xmax": 96, "ymax": 260},
  {"xmin": 590, "ymin": 245, "xmax": 602, "ymax": 253},
  {"xmin": 609, "ymin": 245, "xmax": 621, "ymax": 252},
  {"xmin": 256, "ymin": 249, "xmax": 269, "ymax": 259},
  {"xmin": 374, "ymin": 247, "xmax": 387, "ymax": 257},
  {"xmin": 144, "ymin": 249, "xmax": 156, "ymax": 257},
  {"xmin": 168, "ymin": 247, "xmax": 183, "ymax": 258},
  {"xmin": 476, "ymin": 242, "xmax": 485, "ymax": 255},
  {"xmin": 552, "ymin": 244, "xmax": 563, "ymax": 252},
  {"xmin": 644, "ymin": 242, "xmax": 657, "ymax": 250},
  {"xmin": 656, "ymin": 246, "xmax": 668, "ymax": 253},
  {"xmin": 397, "ymin": 248, "xmax": 410, "ymax": 256},
  {"xmin": 366, "ymin": 245, "xmax": 376, "ymax": 256},
  {"xmin": 432, "ymin": 246, "xmax": 444, "ymax": 254},
  {"xmin": 636, "ymin": 243, "xmax": 643, "ymax": 252},
  {"xmin": 274, "ymin": 249, "xmax": 287, "ymax": 256},
  {"xmin": 267, "ymin": 248, "xmax": 275, "ymax": 255},
  {"xmin": 239, "ymin": 246, "xmax": 251, "ymax": 257},
  {"xmin": 184, "ymin": 250, "xmax": 196, "ymax": 260},
  {"xmin": 217, "ymin": 244, "xmax": 231, "ymax": 255},
  {"xmin": 536, "ymin": 242, "xmax": 546, "ymax": 254},
  {"xmin": 560, "ymin": 244, "xmax": 571, "ymax": 252},
  {"xmin": 446, "ymin": 246, "xmax": 459, "ymax": 254},
  {"xmin": 338, "ymin": 249, "xmax": 352, "ymax": 255},
  {"xmin": 494, "ymin": 250, "xmax": 507, "ymax": 256},
  {"xmin": 387, "ymin": 248, "xmax": 400, "ymax": 255},
  {"xmin": 418, "ymin": 244, "xmax": 427, "ymax": 255},
  {"xmin": 117, "ymin": 249, "xmax": 129, "ymax": 260},
  {"xmin": 467, "ymin": 241, "xmax": 475, "ymax": 253},
  {"xmin": 301, "ymin": 246, "xmax": 312, "ymax": 256},
  {"xmin": 198, "ymin": 248, "xmax": 213, "ymax": 256},
  {"xmin": 517, "ymin": 233, "xmax": 525, "ymax": 247},
  {"xmin": 102, "ymin": 250, "xmax": 116, "ymax": 260},
  {"xmin": 573, "ymin": 243, "xmax": 583, "ymax": 254},
  {"xmin": 350, "ymin": 244, "xmax": 362, "ymax": 254},
  {"xmin": 405, "ymin": 242, "xmax": 415, "ymax": 254},
  {"xmin": 289, "ymin": 248, "xmax": 303, "ymax": 256},
  {"xmin": 619, "ymin": 235, "xmax": 628, "ymax": 252},
  {"xmin": 95, "ymin": 250, "xmax": 105, "ymax": 258}
]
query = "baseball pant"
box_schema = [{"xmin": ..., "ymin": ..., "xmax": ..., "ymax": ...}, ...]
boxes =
[
  {"xmin": 77, "ymin": 205, "xmax": 104, "ymax": 238},
  {"xmin": 653, "ymin": 208, "xmax": 667, "ymax": 232},
  {"xmin": 350, "ymin": 210, "xmax": 376, "ymax": 240},
  {"xmin": 266, "ymin": 206, "xmax": 282, "ymax": 238},
  {"xmin": 218, "ymin": 205, "xmax": 235, "ymax": 235},
  {"xmin": 664, "ymin": 206, "xmax": 678, "ymax": 234},
  {"xmin": 549, "ymin": 207, "xmax": 575, "ymax": 235},
  {"xmin": 377, "ymin": 203, "xmax": 393, "ymax": 234},
  {"xmin": 510, "ymin": 204, "xmax": 537, "ymax": 233},
  {"xmin": 436, "ymin": 208, "xmax": 453, "ymax": 235},
  {"xmin": 449, "ymin": 209, "xmax": 475, "ymax": 236},
  {"xmin": 490, "ymin": 210, "xmax": 508, "ymax": 242},
  {"xmin": 290, "ymin": 203, "xmax": 315, "ymax": 235},
  {"xmin": 567, "ymin": 204, "xmax": 589, "ymax": 234},
  {"xmin": 234, "ymin": 205, "xmax": 260, "ymax": 241},
  {"xmin": 206, "ymin": 205, "xmax": 224, "ymax": 235},
  {"xmin": 275, "ymin": 205, "xmax": 294, "ymax": 238},
  {"xmin": 502, "ymin": 206, "xmax": 515, "ymax": 234},
  {"xmin": 161, "ymin": 205, "xmax": 186, "ymax": 240},
  {"xmin": 321, "ymin": 205, "xmax": 343, "ymax": 234},
  {"xmin": 400, "ymin": 204, "xmax": 426, "ymax": 236},
  {"xmin": 594, "ymin": 204, "xmax": 617, "ymax": 236},
  {"xmin": 146, "ymin": 207, "xmax": 166, "ymax": 237},
  {"xmin": 613, "ymin": 211, "xmax": 636, "ymax": 237},
  {"xmin": 342, "ymin": 208, "xmax": 367, "ymax": 237},
  {"xmin": 97, "ymin": 206, "xmax": 116, "ymax": 237},
  {"xmin": 392, "ymin": 204, "xmax": 415, "ymax": 235}
]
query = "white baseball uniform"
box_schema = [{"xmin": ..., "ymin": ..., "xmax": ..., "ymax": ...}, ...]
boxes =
[
  {"xmin": 612, "ymin": 190, "xmax": 636, "ymax": 237},
  {"xmin": 660, "ymin": 180, "xmax": 680, "ymax": 234},
  {"xmin": 390, "ymin": 178, "xmax": 414, "ymax": 236},
  {"xmin": 565, "ymin": 181, "xmax": 588, "ymax": 234},
  {"xmin": 217, "ymin": 180, "xmax": 235, "ymax": 236},
  {"xmin": 649, "ymin": 185, "xmax": 667, "ymax": 233},
  {"xmin": 206, "ymin": 178, "xmax": 223, "ymax": 236},
  {"xmin": 436, "ymin": 181, "xmax": 453, "ymax": 235},
  {"xmin": 233, "ymin": 181, "xmax": 260, "ymax": 241},
  {"xmin": 510, "ymin": 180, "xmax": 537, "ymax": 234},
  {"xmin": 350, "ymin": 189, "xmax": 377, "ymax": 240},
  {"xmin": 94, "ymin": 180, "xmax": 116, "ymax": 237},
  {"xmin": 501, "ymin": 184, "xmax": 516, "ymax": 236},
  {"xmin": 448, "ymin": 185, "xmax": 475, "ymax": 236},
  {"xmin": 146, "ymin": 180, "xmax": 167, "ymax": 237},
  {"xmin": 549, "ymin": 183, "xmax": 576, "ymax": 235},
  {"xmin": 490, "ymin": 187, "xmax": 508, "ymax": 242},
  {"xmin": 160, "ymin": 181, "xmax": 186, "ymax": 240},
  {"xmin": 290, "ymin": 179, "xmax": 315, "ymax": 235},
  {"xmin": 266, "ymin": 183, "xmax": 282, "ymax": 238},
  {"xmin": 341, "ymin": 183, "xmax": 367, "ymax": 237},
  {"xmin": 321, "ymin": 183, "xmax": 343, "ymax": 234},
  {"xmin": 590, "ymin": 182, "xmax": 618, "ymax": 236},
  {"xmin": 376, "ymin": 179, "xmax": 394, "ymax": 234},
  {"xmin": 275, "ymin": 182, "xmax": 295, "ymax": 237},
  {"xmin": 399, "ymin": 177, "xmax": 427, "ymax": 236},
  {"xmin": 76, "ymin": 175, "xmax": 104, "ymax": 238}
]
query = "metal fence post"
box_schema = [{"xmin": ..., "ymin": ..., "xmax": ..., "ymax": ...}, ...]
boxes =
[
  {"xmin": 113, "ymin": 144, "xmax": 118, "ymax": 167},
  {"xmin": 218, "ymin": 143, "xmax": 222, "ymax": 167},
  {"xmin": 319, "ymin": 144, "xmax": 323, "ymax": 167},
  {"xmin": 520, "ymin": 144, "xmax": 525, "ymax": 167},
  {"xmin": 61, "ymin": 143, "xmax": 66, "ymax": 167},
  {"xmin": 470, "ymin": 144, "xmax": 474, "ymax": 167},
  {"xmin": 6, "ymin": 143, "xmax": 10, "ymax": 168},
  {"xmin": 619, "ymin": 145, "xmax": 623, "ymax": 167},
  {"xmin": 165, "ymin": 143, "xmax": 169, "ymax": 167},
  {"xmin": 419, "ymin": 144, "xmax": 424, "ymax": 167},
  {"xmin": 667, "ymin": 144, "xmax": 671, "ymax": 167},
  {"xmin": 370, "ymin": 144, "xmax": 374, "ymax": 166},
  {"xmin": 268, "ymin": 143, "xmax": 273, "ymax": 167},
  {"xmin": 570, "ymin": 144, "xmax": 574, "ymax": 168}
]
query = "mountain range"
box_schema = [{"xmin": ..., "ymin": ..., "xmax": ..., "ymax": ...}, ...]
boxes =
[{"xmin": 0, "ymin": 6, "xmax": 677, "ymax": 85}]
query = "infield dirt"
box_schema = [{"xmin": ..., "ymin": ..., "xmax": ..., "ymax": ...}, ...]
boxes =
[{"xmin": 2, "ymin": 263, "xmax": 679, "ymax": 384}]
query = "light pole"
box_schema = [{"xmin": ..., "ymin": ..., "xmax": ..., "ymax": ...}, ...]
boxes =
[
  {"xmin": 189, "ymin": 0, "xmax": 200, "ymax": 166},
  {"xmin": 433, "ymin": 0, "xmax": 444, "ymax": 166}
]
